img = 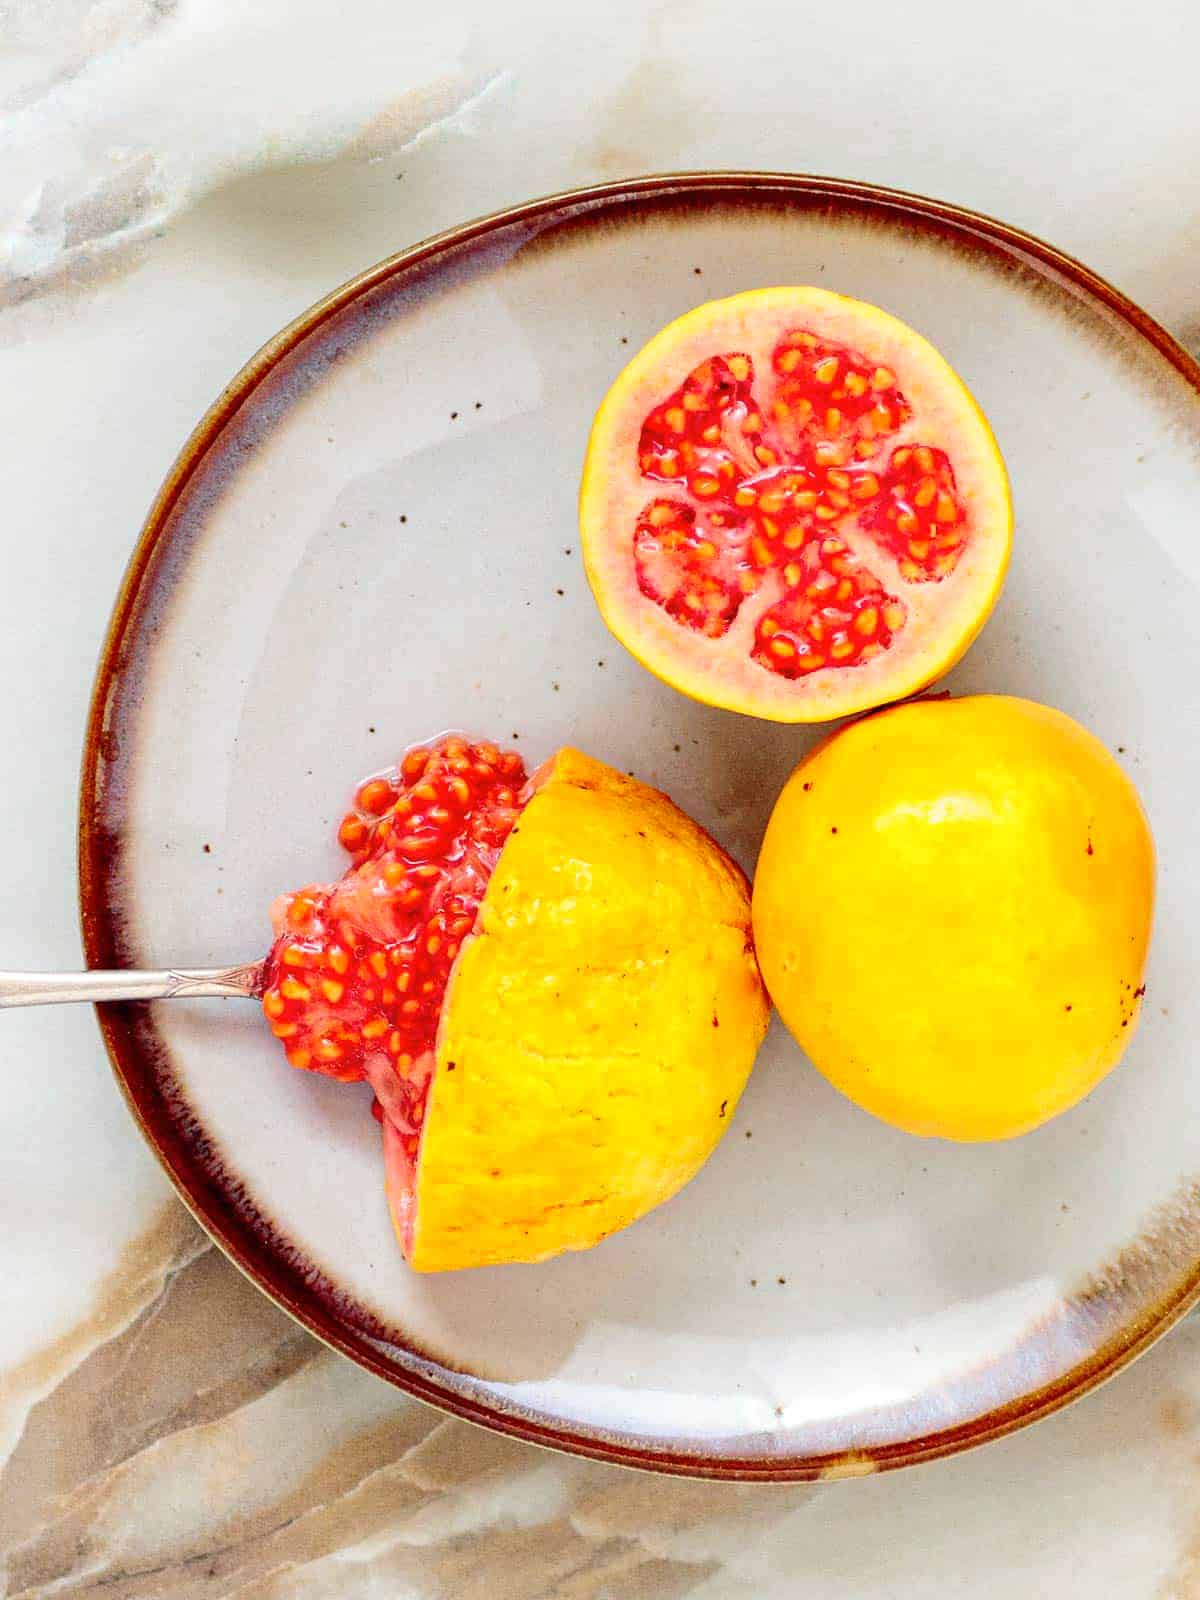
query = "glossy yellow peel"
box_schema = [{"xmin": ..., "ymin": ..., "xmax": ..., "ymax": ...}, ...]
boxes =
[
  {"xmin": 407, "ymin": 749, "xmax": 769, "ymax": 1270},
  {"xmin": 752, "ymin": 696, "xmax": 1155, "ymax": 1140}
]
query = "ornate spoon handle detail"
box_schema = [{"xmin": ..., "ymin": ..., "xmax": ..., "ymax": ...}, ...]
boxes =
[{"xmin": 0, "ymin": 962, "xmax": 266, "ymax": 1009}]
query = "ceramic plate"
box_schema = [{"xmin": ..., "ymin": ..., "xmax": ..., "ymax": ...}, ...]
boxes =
[{"xmin": 80, "ymin": 174, "xmax": 1200, "ymax": 1480}]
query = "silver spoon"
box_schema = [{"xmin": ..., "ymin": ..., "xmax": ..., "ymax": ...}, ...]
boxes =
[{"xmin": 0, "ymin": 962, "xmax": 266, "ymax": 1009}]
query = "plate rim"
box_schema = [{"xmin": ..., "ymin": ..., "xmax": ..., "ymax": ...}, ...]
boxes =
[{"xmin": 77, "ymin": 170, "xmax": 1200, "ymax": 1482}]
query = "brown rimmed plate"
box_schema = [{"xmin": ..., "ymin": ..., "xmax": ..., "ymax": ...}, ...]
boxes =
[{"xmin": 80, "ymin": 173, "xmax": 1200, "ymax": 1480}]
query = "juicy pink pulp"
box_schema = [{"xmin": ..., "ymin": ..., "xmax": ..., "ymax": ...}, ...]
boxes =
[
  {"xmin": 262, "ymin": 737, "xmax": 529, "ymax": 1168},
  {"xmin": 633, "ymin": 331, "xmax": 968, "ymax": 679}
]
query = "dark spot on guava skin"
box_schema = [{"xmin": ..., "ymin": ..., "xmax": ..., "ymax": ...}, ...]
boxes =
[
  {"xmin": 1064, "ymin": 1004, "xmax": 1072, "ymax": 1012},
  {"xmin": 830, "ymin": 826, "xmax": 838, "ymax": 835},
  {"xmin": 1134, "ymin": 984, "xmax": 1147, "ymax": 999},
  {"xmin": 1086, "ymin": 839, "xmax": 1094, "ymax": 856},
  {"xmin": 637, "ymin": 830, "xmax": 646, "ymax": 838},
  {"xmin": 802, "ymin": 782, "xmax": 812, "ymax": 792},
  {"xmin": 718, "ymin": 1100, "xmax": 728, "ymax": 1118},
  {"xmin": 447, "ymin": 1062, "xmax": 456, "ymax": 1071},
  {"xmin": 712, "ymin": 1014, "xmax": 720, "ymax": 1027}
]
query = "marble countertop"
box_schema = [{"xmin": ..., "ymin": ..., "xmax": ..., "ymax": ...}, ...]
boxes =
[{"xmin": 3, "ymin": 2, "xmax": 1199, "ymax": 1593}]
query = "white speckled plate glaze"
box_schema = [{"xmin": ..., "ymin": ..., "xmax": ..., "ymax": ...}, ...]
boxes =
[{"xmin": 81, "ymin": 175, "xmax": 1200, "ymax": 1480}]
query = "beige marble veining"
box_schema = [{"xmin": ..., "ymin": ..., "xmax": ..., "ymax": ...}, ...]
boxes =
[
  {"xmin": 6, "ymin": 1232, "xmax": 1200, "ymax": 1597},
  {"xmin": 4, "ymin": 0, "xmax": 1200, "ymax": 1592},
  {"xmin": 0, "ymin": 1205, "xmax": 206, "ymax": 1471}
]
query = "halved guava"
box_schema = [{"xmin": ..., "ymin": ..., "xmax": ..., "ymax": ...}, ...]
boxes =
[
  {"xmin": 262, "ymin": 738, "xmax": 769, "ymax": 1270},
  {"xmin": 581, "ymin": 289, "xmax": 1012, "ymax": 722}
]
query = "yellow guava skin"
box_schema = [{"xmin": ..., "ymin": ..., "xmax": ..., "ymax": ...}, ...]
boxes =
[
  {"xmin": 406, "ymin": 749, "xmax": 769, "ymax": 1270},
  {"xmin": 752, "ymin": 696, "xmax": 1155, "ymax": 1140}
]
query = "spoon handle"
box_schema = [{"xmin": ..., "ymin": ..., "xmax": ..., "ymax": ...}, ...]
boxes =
[{"xmin": 0, "ymin": 962, "xmax": 266, "ymax": 1009}]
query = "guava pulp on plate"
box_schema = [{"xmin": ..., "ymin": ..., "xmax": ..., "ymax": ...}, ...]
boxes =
[
  {"xmin": 262, "ymin": 738, "xmax": 770, "ymax": 1271},
  {"xmin": 262, "ymin": 737, "xmax": 530, "ymax": 1246},
  {"xmin": 581, "ymin": 288, "xmax": 1012, "ymax": 722}
]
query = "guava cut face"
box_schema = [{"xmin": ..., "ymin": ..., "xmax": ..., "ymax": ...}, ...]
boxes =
[{"xmin": 582, "ymin": 288, "xmax": 1012, "ymax": 723}]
